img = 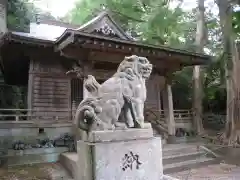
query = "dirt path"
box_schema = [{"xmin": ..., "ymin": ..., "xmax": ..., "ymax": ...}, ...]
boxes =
[
  {"xmin": 0, "ymin": 163, "xmax": 55, "ymax": 180},
  {"xmin": 0, "ymin": 162, "xmax": 240, "ymax": 180},
  {"xmin": 170, "ymin": 163, "xmax": 240, "ymax": 180}
]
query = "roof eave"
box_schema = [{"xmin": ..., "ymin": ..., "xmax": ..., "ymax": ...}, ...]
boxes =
[
  {"xmin": 2, "ymin": 31, "xmax": 54, "ymax": 47},
  {"xmin": 55, "ymin": 29, "xmax": 212, "ymax": 64}
]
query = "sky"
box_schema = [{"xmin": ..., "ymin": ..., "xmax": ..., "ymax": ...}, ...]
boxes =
[
  {"xmin": 32, "ymin": 0, "xmax": 216, "ymax": 18},
  {"xmin": 32, "ymin": 0, "xmax": 78, "ymax": 17}
]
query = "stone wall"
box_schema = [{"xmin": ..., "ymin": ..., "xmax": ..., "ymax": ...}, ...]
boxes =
[{"xmin": 0, "ymin": 124, "xmax": 72, "ymax": 148}]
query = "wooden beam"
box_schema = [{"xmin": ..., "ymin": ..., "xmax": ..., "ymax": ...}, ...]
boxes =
[
  {"xmin": 59, "ymin": 45, "xmax": 89, "ymax": 61},
  {"xmin": 68, "ymin": 36, "xmax": 209, "ymax": 66},
  {"xmin": 89, "ymin": 53, "xmax": 182, "ymax": 71},
  {"xmin": 80, "ymin": 41, "xmax": 172, "ymax": 60},
  {"xmin": 55, "ymin": 33, "xmax": 75, "ymax": 52}
]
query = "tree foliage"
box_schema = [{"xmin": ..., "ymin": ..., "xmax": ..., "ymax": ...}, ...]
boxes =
[
  {"xmin": 7, "ymin": 0, "xmax": 54, "ymax": 32},
  {"xmin": 65, "ymin": 0, "xmax": 226, "ymax": 113},
  {"xmin": 7, "ymin": 0, "xmax": 32, "ymax": 32},
  {"xmin": 2, "ymin": 0, "xmax": 39, "ymax": 110}
]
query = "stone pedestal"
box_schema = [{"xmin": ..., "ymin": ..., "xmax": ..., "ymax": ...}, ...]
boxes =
[{"xmin": 76, "ymin": 127, "xmax": 163, "ymax": 180}]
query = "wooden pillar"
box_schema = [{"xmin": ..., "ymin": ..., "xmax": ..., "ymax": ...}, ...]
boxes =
[
  {"xmin": 155, "ymin": 75, "xmax": 165, "ymax": 118},
  {"xmin": 157, "ymin": 86, "xmax": 162, "ymax": 112},
  {"xmin": 82, "ymin": 61, "xmax": 93, "ymax": 99},
  {"xmin": 27, "ymin": 60, "xmax": 34, "ymax": 112},
  {"xmin": 162, "ymin": 82, "xmax": 175, "ymax": 136}
]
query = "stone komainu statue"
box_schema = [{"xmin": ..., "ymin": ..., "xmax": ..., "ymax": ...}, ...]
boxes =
[{"xmin": 74, "ymin": 55, "xmax": 152, "ymax": 131}]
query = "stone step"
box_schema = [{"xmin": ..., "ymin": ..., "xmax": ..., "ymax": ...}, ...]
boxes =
[
  {"xmin": 2, "ymin": 147, "xmax": 68, "ymax": 166},
  {"xmin": 6, "ymin": 153, "xmax": 60, "ymax": 166},
  {"xmin": 7, "ymin": 147, "xmax": 68, "ymax": 156},
  {"xmin": 167, "ymin": 137, "xmax": 202, "ymax": 144},
  {"xmin": 163, "ymin": 151, "xmax": 205, "ymax": 165},
  {"xmin": 46, "ymin": 163, "xmax": 73, "ymax": 180},
  {"xmin": 163, "ymin": 143, "xmax": 201, "ymax": 157},
  {"xmin": 163, "ymin": 142, "xmax": 201, "ymax": 150},
  {"xmin": 60, "ymin": 152, "xmax": 78, "ymax": 178},
  {"xmin": 162, "ymin": 138, "xmax": 167, "ymax": 145},
  {"xmin": 162, "ymin": 143, "xmax": 219, "ymax": 174},
  {"xmin": 163, "ymin": 157, "xmax": 218, "ymax": 174}
]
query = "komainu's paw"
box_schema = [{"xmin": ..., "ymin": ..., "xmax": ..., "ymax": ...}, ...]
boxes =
[
  {"xmin": 114, "ymin": 122, "xmax": 128, "ymax": 130},
  {"xmin": 142, "ymin": 123, "xmax": 152, "ymax": 129},
  {"xmin": 134, "ymin": 117, "xmax": 144, "ymax": 128}
]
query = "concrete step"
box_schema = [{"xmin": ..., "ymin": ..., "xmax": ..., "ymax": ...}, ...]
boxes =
[
  {"xmin": 163, "ymin": 142, "xmax": 201, "ymax": 149},
  {"xmin": 163, "ymin": 151, "xmax": 205, "ymax": 165},
  {"xmin": 6, "ymin": 153, "xmax": 60, "ymax": 166},
  {"xmin": 163, "ymin": 143, "xmax": 219, "ymax": 174},
  {"xmin": 164, "ymin": 157, "xmax": 218, "ymax": 174},
  {"xmin": 7, "ymin": 147, "xmax": 68, "ymax": 156},
  {"xmin": 60, "ymin": 152, "xmax": 78, "ymax": 178},
  {"xmin": 46, "ymin": 163, "xmax": 73, "ymax": 180},
  {"xmin": 163, "ymin": 143, "xmax": 201, "ymax": 157},
  {"xmin": 167, "ymin": 136, "xmax": 202, "ymax": 144},
  {"xmin": 3, "ymin": 147, "xmax": 68, "ymax": 166}
]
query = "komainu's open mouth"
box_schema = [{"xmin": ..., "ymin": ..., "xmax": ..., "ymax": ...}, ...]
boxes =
[
  {"xmin": 142, "ymin": 65, "xmax": 152, "ymax": 73},
  {"xmin": 141, "ymin": 65, "xmax": 152, "ymax": 79}
]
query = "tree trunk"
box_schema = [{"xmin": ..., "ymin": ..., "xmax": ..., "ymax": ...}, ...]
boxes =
[
  {"xmin": 217, "ymin": 0, "xmax": 240, "ymax": 146},
  {"xmin": 192, "ymin": 0, "xmax": 206, "ymax": 134}
]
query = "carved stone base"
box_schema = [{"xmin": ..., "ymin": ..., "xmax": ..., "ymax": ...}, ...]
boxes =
[
  {"xmin": 86, "ymin": 123, "xmax": 153, "ymax": 142},
  {"xmin": 75, "ymin": 128, "xmax": 163, "ymax": 180},
  {"xmin": 75, "ymin": 123, "xmax": 153, "ymax": 142}
]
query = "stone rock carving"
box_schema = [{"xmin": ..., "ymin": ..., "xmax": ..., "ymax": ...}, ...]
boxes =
[{"xmin": 74, "ymin": 55, "xmax": 152, "ymax": 131}]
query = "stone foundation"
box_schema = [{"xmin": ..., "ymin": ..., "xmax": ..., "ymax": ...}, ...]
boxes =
[
  {"xmin": 61, "ymin": 127, "xmax": 178, "ymax": 180},
  {"xmin": 5, "ymin": 147, "xmax": 68, "ymax": 166},
  {"xmin": 0, "ymin": 123, "xmax": 72, "ymax": 148}
]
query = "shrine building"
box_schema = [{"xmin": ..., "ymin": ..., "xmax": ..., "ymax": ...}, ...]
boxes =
[{"xmin": 0, "ymin": 11, "xmax": 210, "ymax": 141}]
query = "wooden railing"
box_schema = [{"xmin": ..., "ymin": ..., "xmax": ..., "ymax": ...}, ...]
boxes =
[
  {"xmin": 144, "ymin": 108, "xmax": 193, "ymax": 136},
  {"xmin": 173, "ymin": 109, "xmax": 193, "ymax": 122},
  {"xmin": 202, "ymin": 113, "xmax": 226, "ymax": 130},
  {"xmin": 0, "ymin": 108, "xmax": 193, "ymax": 124},
  {"xmin": 145, "ymin": 108, "xmax": 193, "ymax": 123},
  {"xmin": 0, "ymin": 109, "xmax": 74, "ymax": 123}
]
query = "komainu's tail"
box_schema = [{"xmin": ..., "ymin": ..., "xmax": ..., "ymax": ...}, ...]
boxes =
[{"xmin": 84, "ymin": 75, "xmax": 101, "ymax": 97}]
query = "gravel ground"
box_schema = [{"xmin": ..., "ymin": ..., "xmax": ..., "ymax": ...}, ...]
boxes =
[
  {"xmin": 0, "ymin": 163, "xmax": 56, "ymax": 180},
  {"xmin": 0, "ymin": 162, "xmax": 240, "ymax": 180},
  {"xmin": 170, "ymin": 163, "xmax": 240, "ymax": 180}
]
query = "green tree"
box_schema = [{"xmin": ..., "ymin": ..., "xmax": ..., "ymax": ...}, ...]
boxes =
[
  {"xmin": 216, "ymin": 0, "xmax": 240, "ymax": 145},
  {"xmin": 7, "ymin": 0, "xmax": 33, "ymax": 32},
  {"xmin": 65, "ymin": 0, "xmax": 228, "ymax": 119},
  {"xmin": 1, "ymin": 0, "xmax": 37, "ymax": 110},
  {"xmin": 7, "ymin": 0, "xmax": 54, "ymax": 32}
]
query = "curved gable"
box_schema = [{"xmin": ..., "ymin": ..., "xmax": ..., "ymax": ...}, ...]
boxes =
[{"xmin": 77, "ymin": 11, "xmax": 134, "ymax": 41}]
